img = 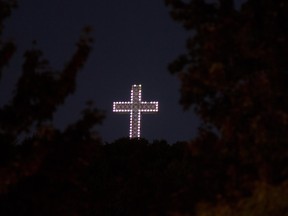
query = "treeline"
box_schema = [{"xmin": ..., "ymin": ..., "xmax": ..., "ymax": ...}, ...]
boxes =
[{"xmin": 0, "ymin": 137, "xmax": 287, "ymax": 215}]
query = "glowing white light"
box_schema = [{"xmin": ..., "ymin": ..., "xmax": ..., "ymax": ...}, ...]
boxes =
[{"xmin": 113, "ymin": 84, "xmax": 159, "ymax": 138}]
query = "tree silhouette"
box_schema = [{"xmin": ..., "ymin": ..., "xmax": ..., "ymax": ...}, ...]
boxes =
[
  {"xmin": 0, "ymin": 1, "xmax": 105, "ymax": 215},
  {"xmin": 165, "ymin": 0, "xmax": 288, "ymax": 214}
]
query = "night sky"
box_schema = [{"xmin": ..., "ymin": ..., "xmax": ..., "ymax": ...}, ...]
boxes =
[{"xmin": 1, "ymin": 0, "xmax": 244, "ymax": 143}]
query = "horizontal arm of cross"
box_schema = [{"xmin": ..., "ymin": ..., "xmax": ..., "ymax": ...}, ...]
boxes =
[{"xmin": 113, "ymin": 101, "xmax": 158, "ymax": 113}]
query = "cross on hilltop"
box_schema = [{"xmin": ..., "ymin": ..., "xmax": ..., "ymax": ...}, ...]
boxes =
[{"xmin": 113, "ymin": 84, "xmax": 159, "ymax": 138}]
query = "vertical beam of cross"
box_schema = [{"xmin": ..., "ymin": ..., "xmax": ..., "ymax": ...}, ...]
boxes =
[{"xmin": 113, "ymin": 84, "xmax": 159, "ymax": 138}]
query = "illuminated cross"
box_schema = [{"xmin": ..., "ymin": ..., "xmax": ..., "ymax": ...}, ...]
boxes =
[{"xmin": 113, "ymin": 84, "xmax": 159, "ymax": 138}]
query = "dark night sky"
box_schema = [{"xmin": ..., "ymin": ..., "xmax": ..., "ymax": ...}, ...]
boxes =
[{"xmin": 1, "ymin": 0, "xmax": 244, "ymax": 143}]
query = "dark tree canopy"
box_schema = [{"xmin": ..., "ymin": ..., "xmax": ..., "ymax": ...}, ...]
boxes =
[
  {"xmin": 165, "ymin": 0, "xmax": 288, "ymax": 214},
  {"xmin": 0, "ymin": 1, "xmax": 104, "ymax": 152},
  {"xmin": 0, "ymin": 1, "xmax": 104, "ymax": 214},
  {"xmin": 166, "ymin": 0, "xmax": 288, "ymax": 179}
]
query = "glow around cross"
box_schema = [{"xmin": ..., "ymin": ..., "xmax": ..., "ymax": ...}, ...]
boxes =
[{"xmin": 113, "ymin": 84, "xmax": 159, "ymax": 138}]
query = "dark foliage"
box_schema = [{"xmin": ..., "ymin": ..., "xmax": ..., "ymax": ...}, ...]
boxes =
[
  {"xmin": 165, "ymin": 0, "xmax": 288, "ymax": 214},
  {"xmin": 0, "ymin": 137, "xmax": 264, "ymax": 215},
  {"xmin": 165, "ymin": 0, "xmax": 288, "ymax": 182},
  {"xmin": 0, "ymin": 0, "xmax": 103, "ymax": 215}
]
